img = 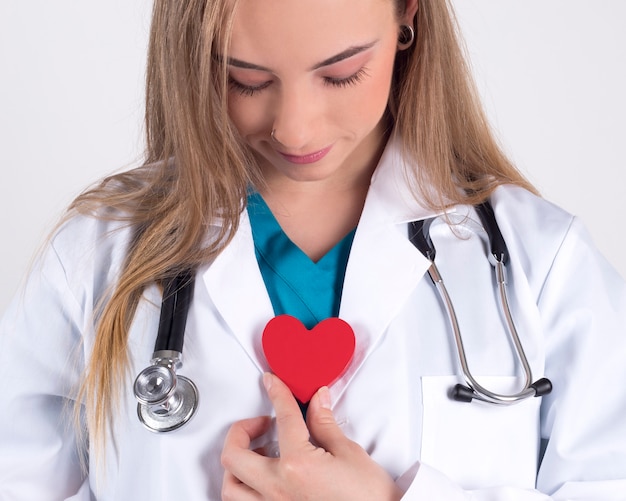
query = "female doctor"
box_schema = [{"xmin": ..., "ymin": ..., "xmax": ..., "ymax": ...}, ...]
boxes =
[{"xmin": 2, "ymin": 0, "xmax": 626, "ymax": 499}]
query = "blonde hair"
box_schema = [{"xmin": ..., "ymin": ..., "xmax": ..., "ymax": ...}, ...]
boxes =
[{"xmin": 71, "ymin": 0, "xmax": 535, "ymax": 451}]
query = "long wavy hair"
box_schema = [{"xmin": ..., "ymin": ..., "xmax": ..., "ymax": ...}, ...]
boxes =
[{"xmin": 71, "ymin": 0, "xmax": 535, "ymax": 451}]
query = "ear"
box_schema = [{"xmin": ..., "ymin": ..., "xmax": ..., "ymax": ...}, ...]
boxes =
[{"xmin": 400, "ymin": 0, "xmax": 419, "ymax": 26}]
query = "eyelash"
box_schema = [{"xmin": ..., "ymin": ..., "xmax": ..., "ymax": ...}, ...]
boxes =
[
  {"xmin": 228, "ymin": 78, "xmax": 272, "ymax": 97},
  {"xmin": 228, "ymin": 67, "xmax": 369, "ymax": 97},
  {"xmin": 323, "ymin": 67, "xmax": 369, "ymax": 88}
]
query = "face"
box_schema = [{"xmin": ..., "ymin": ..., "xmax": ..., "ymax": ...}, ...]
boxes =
[{"xmin": 226, "ymin": 0, "xmax": 406, "ymax": 188}]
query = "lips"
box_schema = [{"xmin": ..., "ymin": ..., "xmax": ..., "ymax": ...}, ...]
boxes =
[{"xmin": 277, "ymin": 144, "xmax": 333, "ymax": 164}]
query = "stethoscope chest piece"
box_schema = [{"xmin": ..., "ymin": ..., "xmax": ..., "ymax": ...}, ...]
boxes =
[
  {"xmin": 134, "ymin": 271, "xmax": 199, "ymax": 432},
  {"xmin": 135, "ymin": 351, "xmax": 199, "ymax": 432}
]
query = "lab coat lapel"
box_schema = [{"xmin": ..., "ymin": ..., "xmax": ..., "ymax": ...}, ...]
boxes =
[
  {"xmin": 199, "ymin": 136, "xmax": 448, "ymax": 392},
  {"xmin": 201, "ymin": 214, "xmax": 273, "ymax": 373},
  {"xmin": 333, "ymin": 137, "xmax": 446, "ymax": 399}
]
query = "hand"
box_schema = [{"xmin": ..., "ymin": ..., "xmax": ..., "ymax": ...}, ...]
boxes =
[{"xmin": 221, "ymin": 373, "xmax": 403, "ymax": 501}]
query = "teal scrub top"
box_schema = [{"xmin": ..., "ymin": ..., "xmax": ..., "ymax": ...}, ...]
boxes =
[{"xmin": 247, "ymin": 192, "xmax": 355, "ymax": 329}]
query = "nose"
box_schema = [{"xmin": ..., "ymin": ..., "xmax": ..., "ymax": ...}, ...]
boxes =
[{"xmin": 271, "ymin": 84, "xmax": 320, "ymax": 151}]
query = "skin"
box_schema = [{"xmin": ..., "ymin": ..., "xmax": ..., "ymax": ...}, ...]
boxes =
[
  {"xmin": 221, "ymin": 374, "xmax": 404, "ymax": 501},
  {"xmin": 227, "ymin": 0, "xmax": 417, "ymax": 262},
  {"xmin": 222, "ymin": 0, "xmax": 418, "ymax": 497}
]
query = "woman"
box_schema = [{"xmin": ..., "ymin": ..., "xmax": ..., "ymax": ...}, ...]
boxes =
[{"xmin": 1, "ymin": 0, "xmax": 625, "ymax": 499}]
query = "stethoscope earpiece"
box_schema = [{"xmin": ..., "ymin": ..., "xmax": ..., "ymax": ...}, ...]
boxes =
[
  {"xmin": 452, "ymin": 377, "xmax": 553, "ymax": 404},
  {"xmin": 530, "ymin": 377, "xmax": 553, "ymax": 397},
  {"xmin": 451, "ymin": 384, "xmax": 475, "ymax": 403}
]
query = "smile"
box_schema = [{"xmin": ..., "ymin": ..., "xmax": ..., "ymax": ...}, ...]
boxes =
[{"xmin": 277, "ymin": 145, "xmax": 333, "ymax": 165}]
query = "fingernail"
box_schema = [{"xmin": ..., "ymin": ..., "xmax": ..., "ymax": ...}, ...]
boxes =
[
  {"xmin": 263, "ymin": 372, "xmax": 273, "ymax": 392},
  {"xmin": 318, "ymin": 386, "xmax": 331, "ymax": 409}
]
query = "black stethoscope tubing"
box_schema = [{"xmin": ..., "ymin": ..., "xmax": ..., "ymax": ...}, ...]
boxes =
[
  {"xmin": 155, "ymin": 271, "xmax": 195, "ymax": 353},
  {"xmin": 134, "ymin": 201, "xmax": 552, "ymax": 433}
]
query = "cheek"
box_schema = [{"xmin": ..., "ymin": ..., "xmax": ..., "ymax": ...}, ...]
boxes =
[
  {"xmin": 365, "ymin": 70, "xmax": 394, "ymax": 117},
  {"xmin": 227, "ymin": 96, "xmax": 269, "ymax": 137},
  {"xmin": 339, "ymin": 63, "xmax": 395, "ymax": 130}
]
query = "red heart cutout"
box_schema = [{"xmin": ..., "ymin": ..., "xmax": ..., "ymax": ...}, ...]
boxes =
[{"xmin": 262, "ymin": 315, "xmax": 356, "ymax": 403}]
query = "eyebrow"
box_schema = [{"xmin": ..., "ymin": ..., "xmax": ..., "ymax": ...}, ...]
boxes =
[
  {"xmin": 226, "ymin": 41, "xmax": 378, "ymax": 72},
  {"xmin": 311, "ymin": 41, "xmax": 377, "ymax": 70}
]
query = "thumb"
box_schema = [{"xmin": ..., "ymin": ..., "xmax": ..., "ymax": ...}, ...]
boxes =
[{"xmin": 306, "ymin": 386, "xmax": 349, "ymax": 455}]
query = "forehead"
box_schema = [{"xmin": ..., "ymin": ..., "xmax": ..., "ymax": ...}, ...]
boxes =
[{"xmin": 229, "ymin": 0, "xmax": 397, "ymax": 64}]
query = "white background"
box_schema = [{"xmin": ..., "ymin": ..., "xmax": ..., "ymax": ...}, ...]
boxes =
[{"xmin": 1, "ymin": 1, "xmax": 625, "ymax": 314}]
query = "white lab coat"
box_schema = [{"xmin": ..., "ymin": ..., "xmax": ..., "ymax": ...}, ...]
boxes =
[{"xmin": 2, "ymin": 138, "xmax": 626, "ymax": 500}]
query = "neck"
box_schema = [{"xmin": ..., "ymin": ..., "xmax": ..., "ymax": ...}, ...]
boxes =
[{"xmin": 258, "ymin": 130, "xmax": 388, "ymax": 262}]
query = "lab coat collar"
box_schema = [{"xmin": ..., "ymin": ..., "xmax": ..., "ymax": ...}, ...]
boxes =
[
  {"xmin": 201, "ymin": 135, "xmax": 443, "ymax": 399},
  {"xmin": 365, "ymin": 133, "xmax": 451, "ymax": 224},
  {"xmin": 332, "ymin": 135, "xmax": 443, "ymax": 399}
]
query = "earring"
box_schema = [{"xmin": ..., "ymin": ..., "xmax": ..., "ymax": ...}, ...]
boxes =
[{"xmin": 398, "ymin": 24, "xmax": 415, "ymax": 49}]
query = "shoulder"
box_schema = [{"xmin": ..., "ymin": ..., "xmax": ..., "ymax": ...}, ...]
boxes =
[
  {"xmin": 488, "ymin": 185, "xmax": 612, "ymax": 294},
  {"xmin": 489, "ymin": 184, "xmax": 575, "ymax": 248},
  {"xmin": 50, "ymin": 211, "xmax": 133, "ymax": 262},
  {"xmin": 41, "ymin": 212, "xmax": 135, "ymax": 308},
  {"xmin": 1, "ymin": 212, "xmax": 135, "ymax": 349}
]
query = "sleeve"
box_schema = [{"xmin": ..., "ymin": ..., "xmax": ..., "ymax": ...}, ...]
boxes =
[
  {"xmin": 0, "ymin": 242, "xmax": 94, "ymax": 500},
  {"xmin": 397, "ymin": 217, "xmax": 626, "ymax": 500},
  {"xmin": 536, "ymin": 218, "xmax": 626, "ymax": 497}
]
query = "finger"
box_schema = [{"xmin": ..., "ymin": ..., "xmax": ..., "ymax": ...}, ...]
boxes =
[
  {"xmin": 222, "ymin": 470, "xmax": 263, "ymax": 501},
  {"xmin": 222, "ymin": 447, "xmax": 273, "ymax": 494},
  {"xmin": 306, "ymin": 386, "xmax": 352, "ymax": 456},
  {"xmin": 223, "ymin": 415, "xmax": 272, "ymax": 452},
  {"xmin": 221, "ymin": 416, "xmax": 273, "ymax": 491},
  {"xmin": 263, "ymin": 373, "xmax": 311, "ymax": 454}
]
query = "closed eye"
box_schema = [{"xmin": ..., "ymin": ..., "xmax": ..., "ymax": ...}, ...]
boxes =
[
  {"xmin": 323, "ymin": 67, "xmax": 370, "ymax": 88},
  {"xmin": 229, "ymin": 67, "xmax": 370, "ymax": 96},
  {"xmin": 228, "ymin": 77, "xmax": 272, "ymax": 97}
]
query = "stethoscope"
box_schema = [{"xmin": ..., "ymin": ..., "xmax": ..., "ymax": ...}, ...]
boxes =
[
  {"xmin": 409, "ymin": 201, "xmax": 552, "ymax": 405},
  {"xmin": 133, "ymin": 270, "xmax": 199, "ymax": 432},
  {"xmin": 133, "ymin": 201, "xmax": 552, "ymax": 432}
]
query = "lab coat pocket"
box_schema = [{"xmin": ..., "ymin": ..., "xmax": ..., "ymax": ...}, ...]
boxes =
[{"xmin": 420, "ymin": 375, "xmax": 541, "ymax": 490}]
